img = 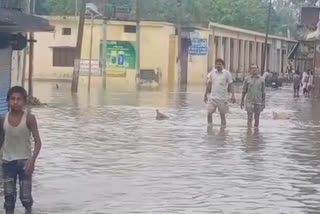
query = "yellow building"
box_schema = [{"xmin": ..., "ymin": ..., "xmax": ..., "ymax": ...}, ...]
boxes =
[
  {"xmin": 32, "ymin": 16, "xmax": 213, "ymax": 87},
  {"xmin": 33, "ymin": 17, "xmax": 174, "ymax": 87},
  {"xmin": 31, "ymin": 16, "xmax": 296, "ymax": 88},
  {"xmin": 180, "ymin": 27, "xmax": 211, "ymax": 85},
  {"xmin": 208, "ymin": 22, "xmax": 296, "ymax": 80}
]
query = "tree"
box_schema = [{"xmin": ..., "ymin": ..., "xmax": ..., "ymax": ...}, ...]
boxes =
[
  {"xmin": 35, "ymin": 0, "xmax": 77, "ymax": 15},
  {"xmin": 34, "ymin": 0, "xmax": 300, "ymax": 37}
]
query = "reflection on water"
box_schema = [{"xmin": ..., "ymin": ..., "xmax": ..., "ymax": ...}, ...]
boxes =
[{"xmin": 3, "ymin": 82, "xmax": 320, "ymax": 214}]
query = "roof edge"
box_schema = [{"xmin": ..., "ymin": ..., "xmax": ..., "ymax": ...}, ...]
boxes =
[{"xmin": 209, "ymin": 22, "xmax": 297, "ymax": 42}]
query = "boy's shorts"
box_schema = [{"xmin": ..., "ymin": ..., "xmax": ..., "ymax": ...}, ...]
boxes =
[
  {"xmin": 207, "ymin": 98, "xmax": 229, "ymax": 114},
  {"xmin": 245, "ymin": 103, "xmax": 264, "ymax": 114}
]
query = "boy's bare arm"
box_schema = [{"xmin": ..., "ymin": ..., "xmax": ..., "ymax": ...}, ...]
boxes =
[
  {"xmin": 204, "ymin": 82, "xmax": 211, "ymax": 103},
  {"xmin": 27, "ymin": 114, "xmax": 42, "ymax": 162},
  {"xmin": 24, "ymin": 114, "xmax": 42, "ymax": 175}
]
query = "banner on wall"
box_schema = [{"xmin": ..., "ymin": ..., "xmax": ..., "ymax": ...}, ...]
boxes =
[
  {"xmin": 100, "ymin": 40, "xmax": 136, "ymax": 69},
  {"xmin": 76, "ymin": 59, "xmax": 101, "ymax": 76},
  {"xmin": 189, "ymin": 32, "xmax": 208, "ymax": 56},
  {"xmin": 0, "ymin": 48, "xmax": 12, "ymax": 115}
]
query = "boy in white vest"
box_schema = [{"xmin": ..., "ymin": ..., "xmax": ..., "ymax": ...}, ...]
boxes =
[{"xmin": 0, "ymin": 86, "xmax": 42, "ymax": 214}]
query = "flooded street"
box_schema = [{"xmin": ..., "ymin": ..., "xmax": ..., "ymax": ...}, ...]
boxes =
[{"xmin": 4, "ymin": 82, "xmax": 320, "ymax": 214}]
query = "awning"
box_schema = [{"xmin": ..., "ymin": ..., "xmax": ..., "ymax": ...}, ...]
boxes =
[
  {"xmin": 288, "ymin": 42, "xmax": 299, "ymax": 60},
  {"xmin": 0, "ymin": 8, "xmax": 54, "ymax": 33}
]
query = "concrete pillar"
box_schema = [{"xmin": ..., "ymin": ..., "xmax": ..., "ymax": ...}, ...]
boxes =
[
  {"xmin": 312, "ymin": 40, "xmax": 320, "ymax": 98},
  {"xmin": 279, "ymin": 49, "xmax": 282, "ymax": 74},
  {"xmin": 226, "ymin": 37, "xmax": 231, "ymax": 70},
  {"xmin": 233, "ymin": 39, "xmax": 239, "ymax": 74},
  {"xmin": 208, "ymin": 34, "xmax": 215, "ymax": 72},
  {"xmin": 270, "ymin": 44, "xmax": 274, "ymax": 72},
  {"xmin": 264, "ymin": 44, "xmax": 268, "ymax": 71},
  {"xmin": 211, "ymin": 34, "xmax": 216, "ymax": 71},
  {"xmin": 252, "ymin": 41, "xmax": 257, "ymax": 66},
  {"xmin": 257, "ymin": 42, "xmax": 262, "ymax": 70},
  {"xmin": 240, "ymin": 40, "xmax": 245, "ymax": 80},
  {"xmin": 245, "ymin": 40, "xmax": 250, "ymax": 76},
  {"xmin": 218, "ymin": 36, "xmax": 223, "ymax": 59},
  {"xmin": 279, "ymin": 41, "xmax": 283, "ymax": 74}
]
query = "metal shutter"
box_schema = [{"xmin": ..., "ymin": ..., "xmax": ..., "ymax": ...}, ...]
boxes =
[{"xmin": 0, "ymin": 48, "xmax": 12, "ymax": 116}]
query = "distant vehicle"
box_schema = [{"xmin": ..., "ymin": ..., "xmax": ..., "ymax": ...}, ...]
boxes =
[
  {"xmin": 268, "ymin": 72, "xmax": 283, "ymax": 88},
  {"xmin": 137, "ymin": 68, "xmax": 161, "ymax": 89}
]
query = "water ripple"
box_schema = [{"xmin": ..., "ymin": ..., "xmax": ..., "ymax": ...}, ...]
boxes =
[{"xmin": 3, "ymin": 82, "xmax": 320, "ymax": 214}]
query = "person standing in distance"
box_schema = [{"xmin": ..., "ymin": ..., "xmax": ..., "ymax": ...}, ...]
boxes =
[{"xmin": 241, "ymin": 64, "xmax": 266, "ymax": 128}]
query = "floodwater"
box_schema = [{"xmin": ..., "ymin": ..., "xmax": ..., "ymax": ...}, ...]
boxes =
[{"xmin": 2, "ymin": 81, "xmax": 320, "ymax": 214}]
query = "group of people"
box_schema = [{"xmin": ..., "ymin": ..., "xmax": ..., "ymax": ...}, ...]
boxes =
[
  {"xmin": 0, "ymin": 59, "xmax": 312, "ymax": 214},
  {"xmin": 204, "ymin": 59, "xmax": 265, "ymax": 129},
  {"xmin": 0, "ymin": 63, "xmax": 265, "ymax": 214},
  {"xmin": 293, "ymin": 69, "xmax": 314, "ymax": 97}
]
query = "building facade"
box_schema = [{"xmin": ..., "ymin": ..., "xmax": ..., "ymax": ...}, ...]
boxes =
[
  {"xmin": 31, "ymin": 16, "xmax": 296, "ymax": 88},
  {"xmin": 0, "ymin": 2, "xmax": 53, "ymax": 115},
  {"xmin": 208, "ymin": 22, "xmax": 296, "ymax": 80}
]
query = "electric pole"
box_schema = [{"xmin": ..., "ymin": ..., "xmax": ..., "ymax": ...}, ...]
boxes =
[
  {"xmin": 136, "ymin": 0, "xmax": 141, "ymax": 75},
  {"xmin": 75, "ymin": 0, "xmax": 78, "ymax": 16},
  {"xmin": 71, "ymin": 0, "xmax": 87, "ymax": 93},
  {"xmin": 88, "ymin": 15, "xmax": 94, "ymax": 93},
  {"xmin": 177, "ymin": 0, "xmax": 182, "ymax": 84},
  {"xmin": 261, "ymin": 0, "xmax": 272, "ymax": 75},
  {"xmin": 28, "ymin": 0, "xmax": 35, "ymax": 97},
  {"xmin": 102, "ymin": 0, "xmax": 107, "ymax": 90}
]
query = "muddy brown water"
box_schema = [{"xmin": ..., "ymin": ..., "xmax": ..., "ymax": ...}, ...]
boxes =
[{"xmin": 1, "ymin": 82, "xmax": 320, "ymax": 214}]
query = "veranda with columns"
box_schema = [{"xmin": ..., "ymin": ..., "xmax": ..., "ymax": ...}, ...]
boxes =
[{"xmin": 208, "ymin": 22, "xmax": 296, "ymax": 80}]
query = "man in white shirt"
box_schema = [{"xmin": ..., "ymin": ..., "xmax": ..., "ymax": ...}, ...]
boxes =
[
  {"xmin": 302, "ymin": 70, "xmax": 309, "ymax": 96},
  {"xmin": 262, "ymin": 69, "xmax": 271, "ymax": 87},
  {"xmin": 307, "ymin": 71, "xmax": 313, "ymax": 97},
  {"xmin": 204, "ymin": 59, "xmax": 236, "ymax": 127}
]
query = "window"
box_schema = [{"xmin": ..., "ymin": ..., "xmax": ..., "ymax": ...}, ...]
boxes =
[
  {"xmin": 62, "ymin": 28, "xmax": 72, "ymax": 35},
  {"xmin": 124, "ymin": 25, "xmax": 136, "ymax": 33},
  {"xmin": 52, "ymin": 47, "xmax": 76, "ymax": 67}
]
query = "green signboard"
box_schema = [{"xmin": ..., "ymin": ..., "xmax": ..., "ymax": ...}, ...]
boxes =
[{"xmin": 100, "ymin": 40, "xmax": 136, "ymax": 69}]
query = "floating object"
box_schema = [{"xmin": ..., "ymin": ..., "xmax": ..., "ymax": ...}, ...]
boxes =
[
  {"xmin": 273, "ymin": 112, "xmax": 289, "ymax": 120},
  {"xmin": 56, "ymin": 84, "xmax": 59, "ymax": 89},
  {"xmin": 156, "ymin": 109, "xmax": 169, "ymax": 120},
  {"xmin": 27, "ymin": 96, "xmax": 47, "ymax": 107}
]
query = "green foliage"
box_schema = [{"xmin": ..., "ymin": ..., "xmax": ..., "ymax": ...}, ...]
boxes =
[
  {"xmin": 35, "ymin": 0, "xmax": 303, "ymax": 37},
  {"xmin": 36, "ymin": 0, "xmax": 77, "ymax": 15}
]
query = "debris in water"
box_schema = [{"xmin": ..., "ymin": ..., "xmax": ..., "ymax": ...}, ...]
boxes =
[
  {"xmin": 156, "ymin": 109, "xmax": 169, "ymax": 120},
  {"xmin": 273, "ymin": 112, "xmax": 289, "ymax": 120}
]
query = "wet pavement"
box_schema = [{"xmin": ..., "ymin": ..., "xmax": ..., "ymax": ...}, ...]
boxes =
[{"xmin": 2, "ymin": 82, "xmax": 320, "ymax": 214}]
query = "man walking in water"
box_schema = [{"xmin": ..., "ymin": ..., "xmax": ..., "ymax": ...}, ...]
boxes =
[
  {"xmin": 0, "ymin": 86, "xmax": 42, "ymax": 214},
  {"xmin": 307, "ymin": 71, "xmax": 313, "ymax": 97},
  {"xmin": 204, "ymin": 58, "xmax": 235, "ymax": 127},
  {"xmin": 241, "ymin": 64, "xmax": 266, "ymax": 128},
  {"xmin": 293, "ymin": 70, "xmax": 301, "ymax": 97},
  {"xmin": 302, "ymin": 70, "xmax": 309, "ymax": 96}
]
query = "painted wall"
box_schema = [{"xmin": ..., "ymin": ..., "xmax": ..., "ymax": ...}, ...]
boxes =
[
  {"xmin": 31, "ymin": 17, "xmax": 295, "ymax": 86},
  {"xmin": 32, "ymin": 18, "xmax": 78, "ymax": 80},
  {"xmin": 32, "ymin": 17, "xmax": 177, "ymax": 86},
  {"xmin": 187, "ymin": 29, "xmax": 211, "ymax": 84}
]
